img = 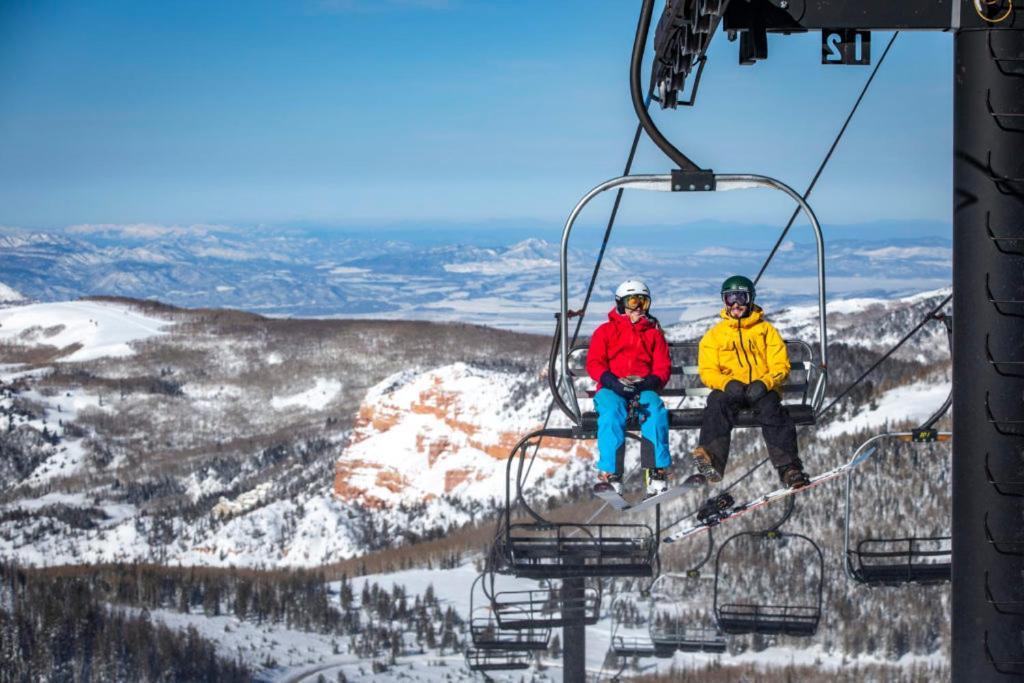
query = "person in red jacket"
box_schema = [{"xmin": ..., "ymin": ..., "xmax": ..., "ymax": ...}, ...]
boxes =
[{"xmin": 586, "ymin": 280, "xmax": 672, "ymax": 497}]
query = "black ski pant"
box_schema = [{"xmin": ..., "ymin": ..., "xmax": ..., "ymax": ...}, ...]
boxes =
[{"xmin": 698, "ymin": 389, "xmax": 799, "ymax": 474}]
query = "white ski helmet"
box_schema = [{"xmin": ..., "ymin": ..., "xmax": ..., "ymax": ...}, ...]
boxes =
[{"xmin": 615, "ymin": 279, "xmax": 651, "ymax": 313}]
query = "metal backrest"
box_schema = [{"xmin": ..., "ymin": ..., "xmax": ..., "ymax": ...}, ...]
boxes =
[{"xmin": 567, "ymin": 339, "xmax": 819, "ymax": 407}]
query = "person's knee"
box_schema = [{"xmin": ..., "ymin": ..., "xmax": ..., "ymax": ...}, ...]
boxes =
[
  {"xmin": 706, "ymin": 390, "xmax": 726, "ymax": 407},
  {"xmin": 595, "ymin": 389, "xmax": 627, "ymax": 415},
  {"xmin": 638, "ymin": 391, "xmax": 666, "ymax": 411}
]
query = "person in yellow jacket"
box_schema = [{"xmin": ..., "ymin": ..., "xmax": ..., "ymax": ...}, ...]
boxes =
[{"xmin": 691, "ymin": 275, "xmax": 810, "ymax": 489}]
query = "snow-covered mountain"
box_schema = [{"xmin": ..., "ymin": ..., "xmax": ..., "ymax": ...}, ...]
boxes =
[
  {"xmin": 334, "ymin": 364, "xmax": 590, "ymax": 508},
  {"xmin": 0, "ymin": 223, "xmax": 950, "ymax": 331},
  {"xmin": 0, "ymin": 288, "xmax": 952, "ymax": 572},
  {"xmin": 0, "ymin": 291, "xmax": 956, "ymax": 680}
]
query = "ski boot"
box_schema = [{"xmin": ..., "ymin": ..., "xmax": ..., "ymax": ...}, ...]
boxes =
[
  {"xmin": 597, "ymin": 471, "xmax": 624, "ymax": 496},
  {"xmin": 644, "ymin": 468, "xmax": 669, "ymax": 498},
  {"xmin": 778, "ymin": 461, "xmax": 810, "ymax": 489},
  {"xmin": 690, "ymin": 446, "xmax": 723, "ymax": 483}
]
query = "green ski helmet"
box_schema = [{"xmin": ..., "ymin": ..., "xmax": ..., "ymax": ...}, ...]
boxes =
[{"xmin": 721, "ymin": 275, "xmax": 755, "ymax": 306}]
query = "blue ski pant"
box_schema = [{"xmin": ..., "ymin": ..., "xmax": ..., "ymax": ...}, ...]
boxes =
[{"xmin": 593, "ymin": 388, "xmax": 671, "ymax": 474}]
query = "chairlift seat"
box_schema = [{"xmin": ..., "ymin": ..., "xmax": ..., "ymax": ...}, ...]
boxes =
[
  {"xmin": 465, "ymin": 648, "xmax": 531, "ymax": 672},
  {"xmin": 609, "ymin": 636, "xmax": 657, "ymax": 658},
  {"xmin": 470, "ymin": 616, "xmax": 550, "ymax": 652},
  {"xmin": 492, "ymin": 588, "xmax": 600, "ymax": 629},
  {"xmin": 568, "ymin": 340, "xmax": 821, "ymax": 432},
  {"xmin": 652, "ymin": 625, "xmax": 728, "ymax": 653},
  {"xmin": 847, "ymin": 536, "xmax": 952, "ymax": 586},
  {"xmin": 716, "ymin": 602, "xmax": 820, "ymax": 637},
  {"xmin": 500, "ymin": 522, "xmax": 657, "ymax": 579}
]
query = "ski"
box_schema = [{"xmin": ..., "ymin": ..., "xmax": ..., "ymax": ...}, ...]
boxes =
[
  {"xmin": 662, "ymin": 446, "xmax": 878, "ymax": 544},
  {"xmin": 592, "ymin": 473, "xmax": 707, "ymax": 512},
  {"xmin": 630, "ymin": 473, "xmax": 707, "ymax": 513}
]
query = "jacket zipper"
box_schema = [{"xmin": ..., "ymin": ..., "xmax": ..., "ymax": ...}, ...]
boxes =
[{"xmin": 737, "ymin": 323, "xmax": 753, "ymax": 383}]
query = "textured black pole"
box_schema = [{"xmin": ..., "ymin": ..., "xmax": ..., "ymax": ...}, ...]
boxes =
[
  {"xmin": 953, "ymin": 24, "xmax": 1024, "ymax": 681},
  {"xmin": 561, "ymin": 577, "xmax": 586, "ymax": 683}
]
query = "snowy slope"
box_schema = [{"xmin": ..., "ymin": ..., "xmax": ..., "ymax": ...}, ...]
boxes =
[
  {"xmin": 335, "ymin": 364, "xmax": 592, "ymax": 508},
  {"xmin": 0, "ymin": 300, "xmax": 170, "ymax": 362}
]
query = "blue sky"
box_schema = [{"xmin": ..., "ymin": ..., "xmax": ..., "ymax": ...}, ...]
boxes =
[{"xmin": 0, "ymin": 1, "xmax": 953, "ymax": 235}]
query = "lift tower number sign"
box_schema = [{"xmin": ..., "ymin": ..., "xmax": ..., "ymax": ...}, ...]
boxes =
[{"xmin": 821, "ymin": 29, "xmax": 871, "ymax": 65}]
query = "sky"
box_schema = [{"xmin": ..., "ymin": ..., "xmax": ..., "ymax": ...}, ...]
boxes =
[{"xmin": 0, "ymin": 1, "xmax": 954, "ymax": 235}]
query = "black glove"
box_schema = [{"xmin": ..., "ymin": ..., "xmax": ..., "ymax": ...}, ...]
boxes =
[
  {"xmin": 600, "ymin": 371, "xmax": 634, "ymax": 398},
  {"xmin": 635, "ymin": 374, "xmax": 662, "ymax": 393},
  {"xmin": 724, "ymin": 380, "xmax": 746, "ymax": 405},
  {"xmin": 745, "ymin": 380, "xmax": 768, "ymax": 403}
]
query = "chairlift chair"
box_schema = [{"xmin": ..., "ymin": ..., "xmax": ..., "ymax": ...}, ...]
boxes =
[
  {"xmin": 844, "ymin": 430, "xmax": 953, "ymax": 586},
  {"xmin": 552, "ymin": 174, "xmax": 828, "ymax": 435},
  {"xmin": 469, "ymin": 575, "xmax": 551, "ymax": 652},
  {"xmin": 491, "ymin": 585, "xmax": 600, "ymax": 630},
  {"xmin": 713, "ymin": 529, "xmax": 824, "ymax": 637},
  {"xmin": 498, "ymin": 429, "xmax": 659, "ymax": 579},
  {"xmin": 566, "ymin": 339, "xmax": 821, "ymax": 431},
  {"xmin": 648, "ymin": 572, "xmax": 728, "ymax": 653},
  {"xmin": 607, "ymin": 592, "xmax": 662, "ymax": 659}
]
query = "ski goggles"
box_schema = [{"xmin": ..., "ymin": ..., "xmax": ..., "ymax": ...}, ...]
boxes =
[
  {"xmin": 723, "ymin": 291, "xmax": 751, "ymax": 306},
  {"xmin": 622, "ymin": 294, "xmax": 651, "ymax": 311}
]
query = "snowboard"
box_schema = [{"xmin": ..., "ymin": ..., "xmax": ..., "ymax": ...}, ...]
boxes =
[
  {"xmin": 592, "ymin": 473, "xmax": 708, "ymax": 512},
  {"xmin": 662, "ymin": 446, "xmax": 878, "ymax": 544}
]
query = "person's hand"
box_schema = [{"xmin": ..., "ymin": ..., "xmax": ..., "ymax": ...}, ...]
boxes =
[
  {"xmin": 635, "ymin": 375, "xmax": 662, "ymax": 393},
  {"xmin": 745, "ymin": 380, "xmax": 768, "ymax": 403},
  {"xmin": 601, "ymin": 371, "xmax": 635, "ymax": 398},
  {"xmin": 724, "ymin": 380, "xmax": 746, "ymax": 405}
]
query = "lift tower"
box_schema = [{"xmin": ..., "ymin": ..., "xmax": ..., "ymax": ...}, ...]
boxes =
[{"xmin": 708, "ymin": 1, "xmax": 1024, "ymax": 678}]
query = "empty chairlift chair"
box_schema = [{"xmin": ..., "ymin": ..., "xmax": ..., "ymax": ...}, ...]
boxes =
[
  {"xmin": 498, "ymin": 429, "xmax": 659, "ymax": 579},
  {"xmin": 713, "ymin": 530, "xmax": 824, "ymax": 637},
  {"xmin": 469, "ymin": 575, "xmax": 551, "ymax": 653},
  {"xmin": 844, "ymin": 430, "xmax": 953, "ymax": 586},
  {"xmin": 607, "ymin": 592, "xmax": 661, "ymax": 659},
  {"xmin": 648, "ymin": 573, "xmax": 727, "ymax": 653},
  {"xmin": 491, "ymin": 584, "xmax": 600, "ymax": 630},
  {"xmin": 551, "ymin": 173, "xmax": 828, "ymax": 434}
]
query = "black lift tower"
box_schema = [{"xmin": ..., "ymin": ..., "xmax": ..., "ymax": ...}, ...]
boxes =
[{"xmin": 715, "ymin": 1, "xmax": 1024, "ymax": 679}]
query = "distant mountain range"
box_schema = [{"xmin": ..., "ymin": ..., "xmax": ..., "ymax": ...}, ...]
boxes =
[{"xmin": 0, "ymin": 223, "xmax": 951, "ymax": 332}]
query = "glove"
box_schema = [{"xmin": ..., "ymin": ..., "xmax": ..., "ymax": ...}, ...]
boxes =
[
  {"xmin": 724, "ymin": 380, "xmax": 746, "ymax": 406},
  {"xmin": 745, "ymin": 380, "xmax": 768, "ymax": 403},
  {"xmin": 600, "ymin": 371, "xmax": 635, "ymax": 398},
  {"xmin": 635, "ymin": 375, "xmax": 662, "ymax": 393}
]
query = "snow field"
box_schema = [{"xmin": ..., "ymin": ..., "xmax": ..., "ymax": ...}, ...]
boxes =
[{"xmin": 0, "ymin": 300, "xmax": 171, "ymax": 362}]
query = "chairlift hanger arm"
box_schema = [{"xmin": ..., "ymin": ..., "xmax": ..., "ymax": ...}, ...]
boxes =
[{"xmin": 632, "ymin": 0, "xmax": 707, "ymax": 172}]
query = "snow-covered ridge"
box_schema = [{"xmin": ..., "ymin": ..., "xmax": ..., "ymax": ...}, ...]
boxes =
[
  {"xmin": 334, "ymin": 362, "xmax": 591, "ymax": 508},
  {"xmin": 0, "ymin": 300, "xmax": 171, "ymax": 362}
]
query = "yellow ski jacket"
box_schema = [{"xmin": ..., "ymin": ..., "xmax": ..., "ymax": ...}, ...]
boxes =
[{"xmin": 697, "ymin": 305, "xmax": 791, "ymax": 392}]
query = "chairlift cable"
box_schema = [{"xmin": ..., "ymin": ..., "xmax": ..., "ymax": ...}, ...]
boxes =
[
  {"xmin": 519, "ymin": 98, "xmax": 651, "ymax": 505},
  {"xmin": 754, "ymin": 31, "xmax": 900, "ymax": 286}
]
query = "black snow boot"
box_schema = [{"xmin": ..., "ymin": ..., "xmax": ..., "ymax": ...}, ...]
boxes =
[{"xmin": 778, "ymin": 461, "xmax": 810, "ymax": 489}]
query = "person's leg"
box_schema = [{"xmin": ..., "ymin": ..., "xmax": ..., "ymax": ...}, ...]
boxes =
[
  {"xmin": 698, "ymin": 390, "xmax": 735, "ymax": 475},
  {"xmin": 594, "ymin": 388, "xmax": 628, "ymax": 474},
  {"xmin": 637, "ymin": 390, "xmax": 671, "ymax": 469},
  {"xmin": 754, "ymin": 391, "xmax": 802, "ymax": 471}
]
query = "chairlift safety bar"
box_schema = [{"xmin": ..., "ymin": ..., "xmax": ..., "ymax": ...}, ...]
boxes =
[{"xmin": 558, "ymin": 173, "xmax": 828, "ymax": 425}]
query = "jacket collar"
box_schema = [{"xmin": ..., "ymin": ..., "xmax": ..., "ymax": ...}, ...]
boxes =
[
  {"xmin": 607, "ymin": 307, "xmax": 654, "ymax": 332},
  {"xmin": 718, "ymin": 304, "xmax": 764, "ymax": 328}
]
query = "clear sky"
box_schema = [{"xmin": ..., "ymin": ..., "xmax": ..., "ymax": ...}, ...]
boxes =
[{"xmin": 0, "ymin": 1, "xmax": 953, "ymax": 233}]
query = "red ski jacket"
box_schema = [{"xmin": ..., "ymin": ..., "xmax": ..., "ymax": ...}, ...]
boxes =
[{"xmin": 586, "ymin": 308, "xmax": 672, "ymax": 391}]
